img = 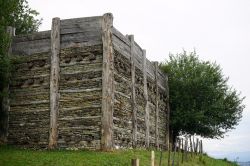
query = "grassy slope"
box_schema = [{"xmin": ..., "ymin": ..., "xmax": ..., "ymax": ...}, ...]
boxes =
[{"xmin": 0, "ymin": 145, "xmax": 237, "ymax": 166}]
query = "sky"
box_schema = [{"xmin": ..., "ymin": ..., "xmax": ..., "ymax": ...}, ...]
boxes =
[{"xmin": 28, "ymin": 0, "xmax": 250, "ymax": 162}]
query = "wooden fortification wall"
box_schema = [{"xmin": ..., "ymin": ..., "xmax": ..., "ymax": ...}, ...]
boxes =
[{"xmin": 5, "ymin": 13, "xmax": 170, "ymax": 150}]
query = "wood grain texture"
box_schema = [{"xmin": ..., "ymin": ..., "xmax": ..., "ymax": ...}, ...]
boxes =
[
  {"xmin": 143, "ymin": 49, "xmax": 150, "ymax": 148},
  {"xmin": 128, "ymin": 35, "xmax": 137, "ymax": 148},
  {"xmin": 153, "ymin": 62, "xmax": 159, "ymax": 149},
  {"xmin": 49, "ymin": 17, "xmax": 60, "ymax": 149},
  {"xmin": 101, "ymin": 13, "xmax": 114, "ymax": 151}
]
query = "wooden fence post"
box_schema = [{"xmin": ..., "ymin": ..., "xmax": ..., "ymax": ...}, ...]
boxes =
[
  {"xmin": 128, "ymin": 35, "xmax": 137, "ymax": 148},
  {"xmin": 0, "ymin": 26, "xmax": 15, "ymax": 143},
  {"xmin": 153, "ymin": 62, "xmax": 159, "ymax": 149},
  {"xmin": 151, "ymin": 151, "xmax": 155, "ymax": 166},
  {"xmin": 200, "ymin": 140, "xmax": 203, "ymax": 154},
  {"xmin": 131, "ymin": 159, "xmax": 140, "ymax": 166},
  {"xmin": 142, "ymin": 49, "xmax": 149, "ymax": 148},
  {"xmin": 189, "ymin": 135, "xmax": 193, "ymax": 156},
  {"xmin": 49, "ymin": 17, "xmax": 60, "ymax": 149},
  {"xmin": 195, "ymin": 138, "xmax": 199, "ymax": 154},
  {"xmin": 101, "ymin": 13, "xmax": 114, "ymax": 151}
]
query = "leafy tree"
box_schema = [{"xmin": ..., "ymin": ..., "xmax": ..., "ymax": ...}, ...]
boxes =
[
  {"xmin": 160, "ymin": 51, "xmax": 245, "ymax": 142},
  {"xmin": 0, "ymin": 0, "xmax": 41, "ymax": 142}
]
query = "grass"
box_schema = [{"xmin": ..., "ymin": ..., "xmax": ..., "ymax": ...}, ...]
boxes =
[{"xmin": 0, "ymin": 145, "xmax": 237, "ymax": 166}]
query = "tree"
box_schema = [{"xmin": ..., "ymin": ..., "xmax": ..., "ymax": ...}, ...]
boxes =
[
  {"xmin": 0, "ymin": 0, "xmax": 41, "ymax": 142},
  {"xmin": 160, "ymin": 51, "xmax": 245, "ymax": 142}
]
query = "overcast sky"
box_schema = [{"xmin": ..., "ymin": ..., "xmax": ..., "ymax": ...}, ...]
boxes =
[{"xmin": 28, "ymin": 0, "xmax": 250, "ymax": 162}]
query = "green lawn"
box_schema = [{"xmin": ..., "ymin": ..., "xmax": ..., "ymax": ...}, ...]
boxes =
[{"xmin": 0, "ymin": 145, "xmax": 237, "ymax": 166}]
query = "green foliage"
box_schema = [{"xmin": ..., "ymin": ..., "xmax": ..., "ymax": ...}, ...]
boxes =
[
  {"xmin": 160, "ymin": 50, "xmax": 245, "ymax": 139},
  {"xmin": 0, "ymin": 0, "xmax": 41, "ymax": 137}
]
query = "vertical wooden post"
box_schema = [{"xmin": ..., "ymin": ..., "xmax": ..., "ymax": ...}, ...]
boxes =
[
  {"xmin": 165, "ymin": 75, "xmax": 170, "ymax": 150},
  {"xmin": 168, "ymin": 143, "xmax": 171, "ymax": 166},
  {"xmin": 128, "ymin": 35, "xmax": 137, "ymax": 148},
  {"xmin": 143, "ymin": 49, "xmax": 149, "ymax": 148},
  {"xmin": 153, "ymin": 62, "xmax": 159, "ymax": 149},
  {"xmin": 195, "ymin": 138, "xmax": 199, "ymax": 154},
  {"xmin": 189, "ymin": 135, "xmax": 193, "ymax": 156},
  {"xmin": 131, "ymin": 159, "xmax": 140, "ymax": 166},
  {"xmin": 0, "ymin": 26, "xmax": 15, "ymax": 143},
  {"xmin": 199, "ymin": 140, "xmax": 203, "ymax": 154},
  {"xmin": 151, "ymin": 151, "xmax": 155, "ymax": 166},
  {"xmin": 101, "ymin": 13, "xmax": 114, "ymax": 151},
  {"xmin": 49, "ymin": 17, "xmax": 60, "ymax": 149}
]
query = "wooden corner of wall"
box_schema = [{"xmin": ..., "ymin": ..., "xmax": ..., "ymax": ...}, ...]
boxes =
[
  {"xmin": 101, "ymin": 14, "xmax": 114, "ymax": 151},
  {"xmin": 48, "ymin": 17, "xmax": 60, "ymax": 149}
]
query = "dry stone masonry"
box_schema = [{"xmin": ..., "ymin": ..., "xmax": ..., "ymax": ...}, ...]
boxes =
[{"xmin": 5, "ymin": 13, "xmax": 170, "ymax": 150}]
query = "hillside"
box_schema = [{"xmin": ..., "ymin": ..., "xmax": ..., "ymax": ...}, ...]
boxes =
[{"xmin": 0, "ymin": 145, "xmax": 237, "ymax": 166}]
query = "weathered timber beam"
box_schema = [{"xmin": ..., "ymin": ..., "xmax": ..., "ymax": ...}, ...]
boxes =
[
  {"xmin": 166, "ymin": 75, "xmax": 170, "ymax": 150},
  {"xmin": 101, "ymin": 13, "xmax": 114, "ymax": 151},
  {"xmin": 128, "ymin": 35, "xmax": 137, "ymax": 148},
  {"xmin": 143, "ymin": 49, "xmax": 150, "ymax": 148},
  {"xmin": 153, "ymin": 62, "xmax": 159, "ymax": 149},
  {"xmin": 49, "ymin": 17, "xmax": 60, "ymax": 149}
]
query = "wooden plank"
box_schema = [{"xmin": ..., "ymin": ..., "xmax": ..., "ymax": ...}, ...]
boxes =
[
  {"xmin": 101, "ymin": 13, "xmax": 114, "ymax": 151},
  {"xmin": 48, "ymin": 17, "xmax": 60, "ymax": 149},
  {"xmin": 143, "ymin": 49, "xmax": 150, "ymax": 148},
  {"xmin": 111, "ymin": 27, "xmax": 130, "ymax": 46},
  {"xmin": 13, "ymin": 30, "xmax": 50, "ymax": 43},
  {"xmin": 128, "ymin": 35, "xmax": 137, "ymax": 148},
  {"xmin": 60, "ymin": 31, "xmax": 101, "ymax": 43},
  {"xmin": 1, "ymin": 26, "xmax": 15, "ymax": 143},
  {"xmin": 60, "ymin": 16, "xmax": 102, "ymax": 27},
  {"xmin": 146, "ymin": 59, "xmax": 155, "ymax": 80},
  {"xmin": 12, "ymin": 38, "xmax": 51, "ymax": 55},
  {"xmin": 112, "ymin": 34, "xmax": 131, "ymax": 59},
  {"xmin": 153, "ymin": 62, "xmax": 159, "ymax": 149}
]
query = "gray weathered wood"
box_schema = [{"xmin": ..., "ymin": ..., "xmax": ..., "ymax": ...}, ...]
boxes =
[
  {"xmin": 166, "ymin": 74, "xmax": 170, "ymax": 150},
  {"xmin": 0, "ymin": 26, "xmax": 15, "ymax": 143},
  {"xmin": 146, "ymin": 59, "xmax": 155, "ymax": 80},
  {"xmin": 49, "ymin": 17, "xmax": 60, "ymax": 149},
  {"xmin": 143, "ymin": 49, "xmax": 150, "ymax": 148},
  {"xmin": 13, "ymin": 30, "xmax": 50, "ymax": 43},
  {"xmin": 153, "ymin": 62, "xmax": 159, "ymax": 149},
  {"xmin": 111, "ymin": 27, "xmax": 130, "ymax": 47},
  {"xmin": 101, "ymin": 13, "xmax": 114, "ymax": 151},
  {"xmin": 12, "ymin": 38, "xmax": 51, "ymax": 55},
  {"xmin": 112, "ymin": 34, "xmax": 131, "ymax": 59},
  {"xmin": 128, "ymin": 35, "xmax": 137, "ymax": 148}
]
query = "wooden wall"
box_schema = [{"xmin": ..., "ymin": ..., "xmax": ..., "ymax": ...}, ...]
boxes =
[
  {"xmin": 6, "ymin": 13, "xmax": 169, "ymax": 150},
  {"xmin": 112, "ymin": 27, "xmax": 169, "ymax": 149}
]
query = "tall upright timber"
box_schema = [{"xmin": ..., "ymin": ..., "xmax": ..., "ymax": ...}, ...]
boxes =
[{"xmin": 5, "ymin": 13, "xmax": 170, "ymax": 151}]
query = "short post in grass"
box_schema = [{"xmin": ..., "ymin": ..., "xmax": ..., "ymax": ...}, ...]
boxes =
[
  {"xmin": 172, "ymin": 141, "xmax": 177, "ymax": 166},
  {"xmin": 189, "ymin": 135, "xmax": 193, "ymax": 157},
  {"xmin": 131, "ymin": 159, "xmax": 139, "ymax": 166},
  {"xmin": 177, "ymin": 138, "xmax": 181, "ymax": 166},
  {"xmin": 200, "ymin": 140, "xmax": 203, "ymax": 154},
  {"xmin": 151, "ymin": 150, "xmax": 155, "ymax": 166},
  {"xmin": 195, "ymin": 138, "xmax": 199, "ymax": 154},
  {"xmin": 168, "ymin": 143, "xmax": 171, "ymax": 166},
  {"xmin": 181, "ymin": 138, "xmax": 184, "ymax": 163},
  {"xmin": 159, "ymin": 150, "xmax": 163, "ymax": 166},
  {"xmin": 184, "ymin": 137, "xmax": 188, "ymax": 161}
]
